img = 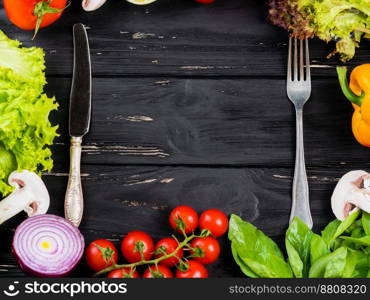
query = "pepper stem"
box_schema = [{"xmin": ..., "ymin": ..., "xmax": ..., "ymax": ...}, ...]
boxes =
[
  {"xmin": 32, "ymin": 1, "xmax": 67, "ymax": 40},
  {"xmin": 336, "ymin": 66, "xmax": 364, "ymax": 106}
]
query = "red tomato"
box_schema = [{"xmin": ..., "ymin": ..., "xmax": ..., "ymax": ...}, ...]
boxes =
[
  {"xmin": 107, "ymin": 268, "xmax": 140, "ymax": 278},
  {"xmin": 85, "ymin": 239, "xmax": 118, "ymax": 272},
  {"xmin": 154, "ymin": 238, "xmax": 184, "ymax": 267},
  {"xmin": 190, "ymin": 237, "xmax": 220, "ymax": 264},
  {"xmin": 199, "ymin": 209, "xmax": 228, "ymax": 237},
  {"xmin": 176, "ymin": 260, "xmax": 208, "ymax": 278},
  {"xmin": 195, "ymin": 0, "xmax": 215, "ymax": 3},
  {"xmin": 4, "ymin": 0, "xmax": 67, "ymax": 32},
  {"xmin": 169, "ymin": 206, "xmax": 199, "ymax": 234},
  {"xmin": 142, "ymin": 265, "xmax": 174, "ymax": 278},
  {"xmin": 121, "ymin": 231, "xmax": 154, "ymax": 263}
]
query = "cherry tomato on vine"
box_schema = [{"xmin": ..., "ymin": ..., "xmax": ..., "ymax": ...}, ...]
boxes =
[
  {"xmin": 142, "ymin": 265, "xmax": 174, "ymax": 278},
  {"xmin": 154, "ymin": 237, "xmax": 184, "ymax": 267},
  {"xmin": 195, "ymin": 0, "xmax": 215, "ymax": 4},
  {"xmin": 107, "ymin": 268, "xmax": 140, "ymax": 278},
  {"xmin": 169, "ymin": 206, "xmax": 199, "ymax": 234},
  {"xmin": 199, "ymin": 209, "xmax": 228, "ymax": 237},
  {"xmin": 176, "ymin": 260, "xmax": 208, "ymax": 278},
  {"xmin": 4, "ymin": 0, "xmax": 68, "ymax": 39},
  {"xmin": 190, "ymin": 237, "xmax": 220, "ymax": 264},
  {"xmin": 121, "ymin": 231, "xmax": 154, "ymax": 263},
  {"xmin": 85, "ymin": 239, "xmax": 118, "ymax": 272}
]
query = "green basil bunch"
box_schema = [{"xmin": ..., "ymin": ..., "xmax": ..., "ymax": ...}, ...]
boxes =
[{"xmin": 229, "ymin": 211, "xmax": 370, "ymax": 278}]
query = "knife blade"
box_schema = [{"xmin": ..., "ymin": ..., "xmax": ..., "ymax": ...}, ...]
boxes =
[
  {"xmin": 64, "ymin": 23, "xmax": 91, "ymax": 227},
  {"xmin": 69, "ymin": 23, "xmax": 92, "ymax": 137}
]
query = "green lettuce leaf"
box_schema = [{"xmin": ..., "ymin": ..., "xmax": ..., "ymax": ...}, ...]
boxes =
[
  {"xmin": 0, "ymin": 31, "xmax": 58, "ymax": 195},
  {"xmin": 268, "ymin": 0, "xmax": 370, "ymax": 61}
]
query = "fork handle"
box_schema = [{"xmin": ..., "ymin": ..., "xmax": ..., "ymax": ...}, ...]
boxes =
[{"xmin": 290, "ymin": 108, "xmax": 313, "ymax": 229}]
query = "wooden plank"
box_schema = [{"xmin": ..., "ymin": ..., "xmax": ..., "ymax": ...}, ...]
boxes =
[
  {"xmin": 47, "ymin": 76, "xmax": 369, "ymax": 167},
  {"xmin": 0, "ymin": 165, "xmax": 344, "ymax": 277},
  {"xmin": 0, "ymin": 0, "xmax": 367, "ymax": 78}
]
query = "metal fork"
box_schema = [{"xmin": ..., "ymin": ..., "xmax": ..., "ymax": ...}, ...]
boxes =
[{"xmin": 287, "ymin": 37, "xmax": 313, "ymax": 229}]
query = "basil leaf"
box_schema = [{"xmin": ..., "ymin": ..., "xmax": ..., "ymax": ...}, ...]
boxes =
[
  {"xmin": 362, "ymin": 212, "xmax": 370, "ymax": 236},
  {"xmin": 350, "ymin": 227, "xmax": 365, "ymax": 238},
  {"xmin": 342, "ymin": 248, "xmax": 357, "ymax": 277},
  {"xmin": 309, "ymin": 247, "xmax": 347, "ymax": 278},
  {"xmin": 285, "ymin": 217, "xmax": 313, "ymax": 277},
  {"xmin": 286, "ymin": 239, "xmax": 303, "ymax": 278},
  {"xmin": 321, "ymin": 219, "xmax": 340, "ymax": 245},
  {"xmin": 324, "ymin": 247, "xmax": 348, "ymax": 278},
  {"xmin": 228, "ymin": 214, "xmax": 292, "ymax": 278},
  {"xmin": 310, "ymin": 233, "xmax": 330, "ymax": 265},
  {"xmin": 238, "ymin": 250, "xmax": 293, "ymax": 278},
  {"xmin": 343, "ymin": 249, "xmax": 369, "ymax": 278},
  {"xmin": 340, "ymin": 236, "xmax": 370, "ymax": 247},
  {"xmin": 228, "ymin": 214, "xmax": 284, "ymax": 259},
  {"xmin": 231, "ymin": 241, "xmax": 259, "ymax": 278},
  {"xmin": 321, "ymin": 211, "xmax": 361, "ymax": 247},
  {"xmin": 334, "ymin": 210, "xmax": 361, "ymax": 240}
]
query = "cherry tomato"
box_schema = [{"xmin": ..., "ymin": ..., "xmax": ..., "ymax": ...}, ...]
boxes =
[
  {"xmin": 154, "ymin": 238, "xmax": 184, "ymax": 267},
  {"xmin": 142, "ymin": 265, "xmax": 174, "ymax": 278},
  {"xmin": 190, "ymin": 237, "xmax": 220, "ymax": 264},
  {"xmin": 195, "ymin": 0, "xmax": 215, "ymax": 3},
  {"xmin": 121, "ymin": 231, "xmax": 154, "ymax": 263},
  {"xmin": 199, "ymin": 209, "xmax": 228, "ymax": 237},
  {"xmin": 169, "ymin": 206, "xmax": 199, "ymax": 234},
  {"xmin": 107, "ymin": 268, "xmax": 140, "ymax": 278},
  {"xmin": 85, "ymin": 239, "xmax": 118, "ymax": 272},
  {"xmin": 4, "ymin": 0, "xmax": 68, "ymax": 37},
  {"xmin": 176, "ymin": 260, "xmax": 208, "ymax": 278}
]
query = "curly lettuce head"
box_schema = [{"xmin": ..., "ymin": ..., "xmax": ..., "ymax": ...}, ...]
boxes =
[
  {"xmin": 268, "ymin": 0, "xmax": 370, "ymax": 61},
  {"xmin": 268, "ymin": 0, "xmax": 315, "ymax": 39},
  {"xmin": 0, "ymin": 31, "xmax": 58, "ymax": 195},
  {"xmin": 311, "ymin": 0, "xmax": 370, "ymax": 61}
]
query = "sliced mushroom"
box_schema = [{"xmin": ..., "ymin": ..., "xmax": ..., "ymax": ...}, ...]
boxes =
[
  {"xmin": 331, "ymin": 170, "xmax": 370, "ymax": 220},
  {"xmin": 82, "ymin": 0, "xmax": 107, "ymax": 11},
  {"xmin": 0, "ymin": 171, "xmax": 50, "ymax": 224}
]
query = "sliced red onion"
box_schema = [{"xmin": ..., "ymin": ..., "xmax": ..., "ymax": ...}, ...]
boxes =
[{"xmin": 12, "ymin": 214, "xmax": 84, "ymax": 277}]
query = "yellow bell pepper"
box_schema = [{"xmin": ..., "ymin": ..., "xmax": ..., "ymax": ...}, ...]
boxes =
[{"xmin": 337, "ymin": 64, "xmax": 370, "ymax": 147}]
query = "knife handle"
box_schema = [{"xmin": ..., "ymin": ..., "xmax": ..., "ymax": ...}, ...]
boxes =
[{"xmin": 65, "ymin": 136, "xmax": 84, "ymax": 227}]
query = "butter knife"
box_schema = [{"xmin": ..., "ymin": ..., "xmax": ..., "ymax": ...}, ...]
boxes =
[{"xmin": 64, "ymin": 23, "xmax": 92, "ymax": 227}]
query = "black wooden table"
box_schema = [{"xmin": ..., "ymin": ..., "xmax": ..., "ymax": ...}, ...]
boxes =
[{"xmin": 0, "ymin": 0, "xmax": 369, "ymax": 278}]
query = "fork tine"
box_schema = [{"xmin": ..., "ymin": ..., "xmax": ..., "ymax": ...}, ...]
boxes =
[
  {"xmin": 305, "ymin": 38, "xmax": 310, "ymax": 81},
  {"xmin": 287, "ymin": 37, "xmax": 292, "ymax": 81},
  {"xmin": 300, "ymin": 39, "xmax": 304, "ymax": 81},
  {"xmin": 294, "ymin": 37, "xmax": 298, "ymax": 81}
]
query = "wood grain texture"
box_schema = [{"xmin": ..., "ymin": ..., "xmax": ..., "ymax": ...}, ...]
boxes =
[
  {"xmin": 0, "ymin": 0, "xmax": 368, "ymax": 78},
  {"xmin": 0, "ymin": 0, "xmax": 369, "ymax": 278},
  {"xmin": 0, "ymin": 165, "xmax": 345, "ymax": 278},
  {"xmin": 47, "ymin": 77, "xmax": 368, "ymax": 167}
]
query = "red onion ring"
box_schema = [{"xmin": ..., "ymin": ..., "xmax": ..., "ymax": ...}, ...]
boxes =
[{"xmin": 12, "ymin": 214, "xmax": 84, "ymax": 277}]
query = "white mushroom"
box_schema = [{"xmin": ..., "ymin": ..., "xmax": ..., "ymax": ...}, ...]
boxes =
[
  {"xmin": 82, "ymin": 0, "xmax": 107, "ymax": 11},
  {"xmin": 0, "ymin": 170, "xmax": 50, "ymax": 224},
  {"xmin": 331, "ymin": 170, "xmax": 370, "ymax": 220}
]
